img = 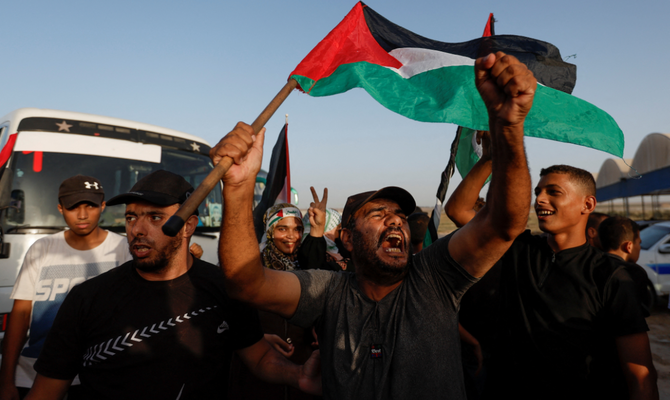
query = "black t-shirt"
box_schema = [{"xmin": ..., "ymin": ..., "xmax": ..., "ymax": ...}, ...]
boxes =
[
  {"xmin": 461, "ymin": 231, "xmax": 648, "ymax": 399},
  {"xmin": 605, "ymin": 253, "xmax": 652, "ymax": 317},
  {"xmin": 34, "ymin": 258, "xmax": 263, "ymax": 400},
  {"xmin": 584, "ymin": 253, "xmax": 653, "ymax": 400}
]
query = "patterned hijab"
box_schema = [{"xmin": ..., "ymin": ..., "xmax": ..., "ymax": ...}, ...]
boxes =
[{"xmin": 260, "ymin": 203, "xmax": 303, "ymax": 271}]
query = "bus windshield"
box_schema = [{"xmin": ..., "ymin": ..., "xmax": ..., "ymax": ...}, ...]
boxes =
[{"xmin": 2, "ymin": 148, "xmax": 222, "ymax": 233}]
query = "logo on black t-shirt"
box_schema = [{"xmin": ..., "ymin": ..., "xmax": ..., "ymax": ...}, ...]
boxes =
[
  {"xmin": 217, "ymin": 321, "xmax": 229, "ymax": 334},
  {"xmin": 81, "ymin": 305, "xmax": 219, "ymax": 366},
  {"xmin": 370, "ymin": 344, "xmax": 383, "ymax": 359}
]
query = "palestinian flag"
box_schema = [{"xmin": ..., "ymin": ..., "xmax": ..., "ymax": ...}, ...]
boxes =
[
  {"xmin": 252, "ymin": 123, "xmax": 292, "ymax": 241},
  {"xmin": 289, "ymin": 2, "xmax": 624, "ymax": 158}
]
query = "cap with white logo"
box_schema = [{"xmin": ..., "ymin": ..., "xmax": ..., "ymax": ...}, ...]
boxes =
[{"xmin": 58, "ymin": 175, "xmax": 105, "ymax": 209}]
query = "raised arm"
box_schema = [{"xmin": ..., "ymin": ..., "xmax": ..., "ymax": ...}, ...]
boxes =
[
  {"xmin": 297, "ymin": 187, "xmax": 331, "ymax": 270},
  {"xmin": 213, "ymin": 122, "xmax": 302, "ymax": 318},
  {"xmin": 448, "ymin": 52, "xmax": 534, "ymax": 277},
  {"xmin": 444, "ymin": 131, "xmax": 492, "ymax": 227}
]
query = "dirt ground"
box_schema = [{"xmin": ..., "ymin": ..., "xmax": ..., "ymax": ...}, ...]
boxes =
[{"xmin": 648, "ymin": 298, "xmax": 670, "ymax": 398}]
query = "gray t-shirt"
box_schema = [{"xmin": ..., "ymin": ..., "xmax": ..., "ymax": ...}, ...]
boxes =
[{"xmin": 290, "ymin": 233, "xmax": 478, "ymax": 399}]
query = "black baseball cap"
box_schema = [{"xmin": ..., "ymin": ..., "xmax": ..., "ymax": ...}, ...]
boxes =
[
  {"xmin": 107, "ymin": 170, "xmax": 197, "ymax": 215},
  {"xmin": 58, "ymin": 175, "xmax": 104, "ymax": 209},
  {"xmin": 341, "ymin": 187, "xmax": 416, "ymax": 228}
]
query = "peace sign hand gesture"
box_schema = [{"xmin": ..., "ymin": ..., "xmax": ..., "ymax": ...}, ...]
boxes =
[{"xmin": 308, "ymin": 187, "xmax": 328, "ymax": 238}]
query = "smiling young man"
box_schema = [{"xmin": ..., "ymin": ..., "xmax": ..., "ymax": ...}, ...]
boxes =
[
  {"xmin": 446, "ymin": 163, "xmax": 658, "ymax": 399},
  {"xmin": 25, "ymin": 170, "xmax": 321, "ymax": 400},
  {"xmin": 213, "ymin": 51, "xmax": 535, "ymax": 399},
  {"xmin": 0, "ymin": 175, "xmax": 130, "ymax": 400}
]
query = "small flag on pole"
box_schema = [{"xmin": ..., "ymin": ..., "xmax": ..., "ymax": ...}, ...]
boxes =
[
  {"xmin": 252, "ymin": 122, "xmax": 292, "ymax": 241},
  {"xmin": 482, "ymin": 13, "xmax": 495, "ymax": 37}
]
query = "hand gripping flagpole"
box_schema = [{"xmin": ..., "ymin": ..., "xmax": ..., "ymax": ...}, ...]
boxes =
[{"xmin": 162, "ymin": 78, "xmax": 299, "ymax": 237}]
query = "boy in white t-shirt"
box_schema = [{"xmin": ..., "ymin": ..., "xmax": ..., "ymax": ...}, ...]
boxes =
[{"xmin": 0, "ymin": 175, "xmax": 130, "ymax": 399}]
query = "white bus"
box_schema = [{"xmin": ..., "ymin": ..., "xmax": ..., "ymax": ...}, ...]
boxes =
[{"xmin": 0, "ymin": 108, "xmax": 223, "ymax": 337}]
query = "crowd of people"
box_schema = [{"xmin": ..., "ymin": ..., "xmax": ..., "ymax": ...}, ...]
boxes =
[{"xmin": 0, "ymin": 51, "xmax": 660, "ymax": 400}]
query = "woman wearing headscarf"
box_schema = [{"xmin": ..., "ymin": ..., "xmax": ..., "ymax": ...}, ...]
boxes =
[
  {"xmin": 260, "ymin": 203, "xmax": 304, "ymax": 271},
  {"xmin": 229, "ymin": 203, "xmax": 319, "ymax": 400}
]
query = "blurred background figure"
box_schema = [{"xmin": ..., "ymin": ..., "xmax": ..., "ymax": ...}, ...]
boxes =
[
  {"xmin": 586, "ymin": 212, "xmax": 609, "ymax": 250},
  {"xmin": 599, "ymin": 216, "xmax": 653, "ymax": 315},
  {"xmin": 408, "ymin": 208, "xmax": 430, "ymax": 254}
]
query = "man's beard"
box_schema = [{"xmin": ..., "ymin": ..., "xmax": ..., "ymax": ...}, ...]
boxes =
[
  {"xmin": 130, "ymin": 236, "xmax": 182, "ymax": 273},
  {"xmin": 351, "ymin": 226, "xmax": 410, "ymax": 286}
]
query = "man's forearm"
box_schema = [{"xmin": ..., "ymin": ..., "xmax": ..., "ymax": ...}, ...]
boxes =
[
  {"xmin": 239, "ymin": 340, "xmax": 321, "ymax": 395},
  {"xmin": 486, "ymin": 121, "xmax": 530, "ymax": 240},
  {"xmin": 445, "ymin": 157, "xmax": 492, "ymax": 227},
  {"xmin": 220, "ymin": 183, "xmax": 266, "ymax": 299},
  {"xmin": 252, "ymin": 347, "xmax": 303, "ymax": 387},
  {"xmin": 254, "ymin": 350, "xmax": 321, "ymax": 395}
]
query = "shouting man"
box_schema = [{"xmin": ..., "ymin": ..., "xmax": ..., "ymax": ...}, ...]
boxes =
[{"xmin": 213, "ymin": 52, "xmax": 534, "ymax": 399}]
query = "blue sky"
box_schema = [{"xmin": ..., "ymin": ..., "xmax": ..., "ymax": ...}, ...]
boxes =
[{"xmin": 2, "ymin": 0, "xmax": 668, "ymax": 207}]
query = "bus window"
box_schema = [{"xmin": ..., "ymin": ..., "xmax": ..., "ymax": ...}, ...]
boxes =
[{"xmin": 2, "ymin": 148, "xmax": 222, "ymax": 233}]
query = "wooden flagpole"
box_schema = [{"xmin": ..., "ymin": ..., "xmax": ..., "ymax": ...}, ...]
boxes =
[{"xmin": 162, "ymin": 78, "xmax": 299, "ymax": 236}]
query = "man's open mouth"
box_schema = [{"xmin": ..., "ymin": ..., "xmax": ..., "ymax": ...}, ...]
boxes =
[
  {"xmin": 380, "ymin": 232, "xmax": 404, "ymax": 253},
  {"xmin": 131, "ymin": 239, "xmax": 153, "ymax": 257}
]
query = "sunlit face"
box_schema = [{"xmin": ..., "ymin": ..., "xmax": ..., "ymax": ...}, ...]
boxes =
[
  {"xmin": 272, "ymin": 217, "xmax": 303, "ymax": 255},
  {"xmin": 534, "ymin": 173, "xmax": 590, "ymax": 235},
  {"xmin": 58, "ymin": 201, "xmax": 105, "ymax": 236},
  {"xmin": 349, "ymin": 198, "xmax": 411, "ymax": 281},
  {"xmin": 125, "ymin": 201, "xmax": 182, "ymax": 272}
]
